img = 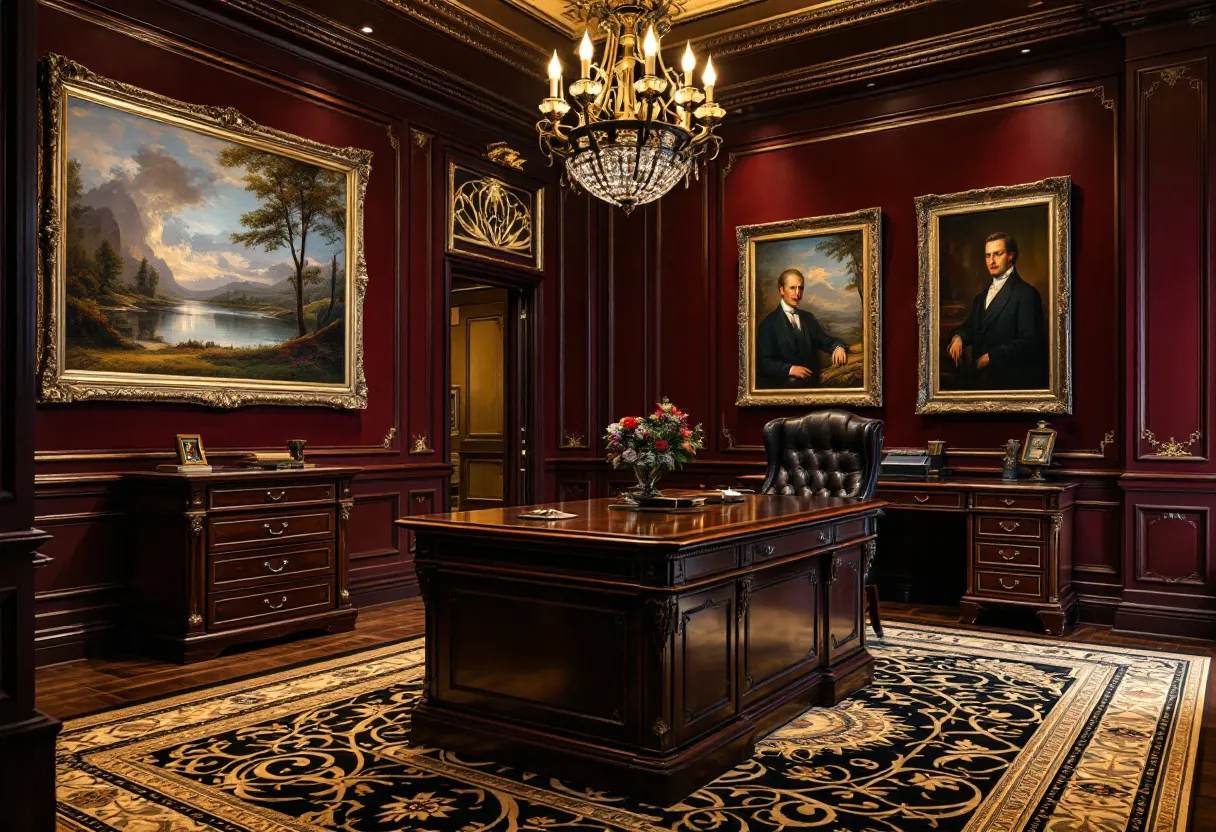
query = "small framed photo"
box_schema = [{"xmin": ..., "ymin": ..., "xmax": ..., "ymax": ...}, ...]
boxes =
[
  {"xmin": 1020, "ymin": 423, "xmax": 1057, "ymax": 467},
  {"xmin": 175, "ymin": 434, "xmax": 208, "ymax": 466}
]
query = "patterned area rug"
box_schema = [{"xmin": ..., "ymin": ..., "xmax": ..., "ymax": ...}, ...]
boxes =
[{"xmin": 55, "ymin": 623, "xmax": 1207, "ymax": 832}]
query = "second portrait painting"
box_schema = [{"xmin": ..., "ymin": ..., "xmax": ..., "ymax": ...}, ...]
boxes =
[{"xmin": 736, "ymin": 208, "xmax": 883, "ymax": 407}]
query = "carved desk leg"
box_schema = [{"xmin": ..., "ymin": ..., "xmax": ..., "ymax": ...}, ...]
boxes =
[{"xmin": 959, "ymin": 599, "xmax": 981, "ymax": 626}]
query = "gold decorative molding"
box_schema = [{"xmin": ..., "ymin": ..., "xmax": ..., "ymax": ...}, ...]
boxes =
[
  {"xmin": 381, "ymin": 427, "xmax": 398, "ymax": 449},
  {"xmin": 1141, "ymin": 429, "xmax": 1203, "ymax": 458},
  {"xmin": 188, "ymin": 513, "xmax": 205, "ymax": 536},
  {"xmin": 187, "ymin": 612, "xmax": 203, "ymax": 628},
  {"xmin": 386, "ymin": 125, "xmax": 399, "ymax": 150},
  {"xmin": 485, "ymin": 141, "xmax": 526, "ymax": 171},
  {"xmin": 412, "ymin": 129, "xmax": 432, "ymax": 149},
  {"xmin": 720, "ymin": 420, "xmax": 736, "ymax": 449},
  {"xmin": 339, "ymin": 500, "xmax": 354, "ymax": 522},
  {"xmin": 561, "ymin": 431, "xmax": 587, "ymax": 449},
  {"xmin": 1098, "ymin": 429, "xmax": 1116, "ymax": 456},
  {"xmin": 1144, "ymin": 65, "xmax": 1202, "ymax": 98},
  {"xmin": 447, "ymin": 162, "xmax": 543, "ymax": 270},
  {"xmin": 1092, "ymin": 86, "xmax": 1116, "ymax": 111},
  {"xmin": 411, "ymin": 434, "xmax": 433, "ymax": 454}
]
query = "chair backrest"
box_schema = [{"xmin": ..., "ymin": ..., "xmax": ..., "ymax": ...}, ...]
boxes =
[{"xmin": 760, "ymin": 410, "xmax": 884, "ymax": 499}]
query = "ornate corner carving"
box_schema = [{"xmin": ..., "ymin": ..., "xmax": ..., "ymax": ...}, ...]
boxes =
[
  {"xmin": 737, "ymin": 577, "xmax": 753, "ymax": 622},
  {"xmin": 1141, "ymin": 428, "xmax": 1202, "ymax": 458},
  {"xmin": 1150, "ymin": 512, "xmax": 1198, "ymax": 528},
  {"xmin": 485, "ymin": 140, "xmax": 526, "ymax": 170},
  {"xmin": 411, "ymin": 434, "xmax": 433, "ymax": 454},
  {"xmin": 386, "ymin": 125, "xmax": 399, "ymax": 151},
  {"xmin": 561, "ymin": 431, "xmax": 587, "ymax": 449},
  {"xmin": 188, "ymin": 513, "xmax": 205, "ymax": 536},
  {"xmin": 339, "ymin": 500, "xmax": 354, "ymax": 522},
  {"xmin": 1099, "ymin": 429, "xmax": 1116, "ymax": 456},
  {"xmin": 720, "ymin": 416, "xmax": 736, "ymax": 449},
  {"xmin": 416, "ymin": 563, "xmax": 436, "ymax": 605},
  {"xmin": 1092, "ymin": 86, "xmax": 1116, "ymax": 111},
  {"xmin": 647, "ymin": 595, "xmax": 679, "ymax": 645},
  {"xmin": 382, "ymin": 426, "xmax": 397, "ymax": 448},
  {"xmin": 1145, "ymin": 65, "xmax": 1202, "ymax": 98},
  {"xmin": 651, "ymin": 717, "xmax": 670, "ymax": 737},
  {"xmin": 720, "ymin": 152, "xmax": 737, "ymax": 181},
  {"xmin": 863, "ymin": 539, "xmax": 877, "ymax": 575},
  {"xmin": 188, "ymin": 612, "xmax": 203, "ymax": 629},
  {"xmin": 339, "ymin": 588, "xmax": 351, "ymax": 604},
  {"xmin": 411, "ymin": 128, "xmax": 432, "ymax": 149}
]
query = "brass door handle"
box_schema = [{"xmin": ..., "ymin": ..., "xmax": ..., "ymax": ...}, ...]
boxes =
[
  {"xmin": 266, "ymin": 490, "xmax": 286, "ymax": 502},
  {"xmin": 1001, "ymin": 498, "xmax": 1015, "ymax": 506},
  {"xmin": 264, "ymin": 595, "xmax": 287, "ymax": 610},
  {"xmin": 913, "ymin": 494, "xmax": 931, "ymax": 503},
  {"xmin": 265, "ymin": 559, "xmax": 289, "ymax": 573},
  {"xmin": 998, "ymin": 520, "xmax": 1020, "ymax": 532},
  {"xmin": 998, "ymin": 549, "xmax": 1020, "ymax": 561},
  {"xmin": 997, "ymin": 577, "xmax": 1020, "ymax": 590},
  {"xmin": 264, "ymin": 522, "xmax": 290, "ymax": 536}
]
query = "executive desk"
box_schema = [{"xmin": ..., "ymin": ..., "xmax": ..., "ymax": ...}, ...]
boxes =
[
  {"xmin": 875, "ymin": 478, "xmax": 1079, "ymax": 634},
  {"xmin": 398, "ymin": 494, "xmax": 885, "ymax": 805}
]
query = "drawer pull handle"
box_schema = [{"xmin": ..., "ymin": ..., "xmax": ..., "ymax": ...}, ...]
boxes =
[
  {"xmin": 817, "ymin": 531, "xmax": 829, "ymax": 543},
  {"xmin": 266, "ymin": 490, "xmax": 286, "ymax": 502},
  {"xmin": 265, "ymin": 559, "xmax": 289, "ymax": 573},
  {"xmin": 998, "ymin": 520, "xmax": 1020, "ymax": 532},
  {"xmin": 997, "ymin": 577, "xmax": 1020, "ymax": 590},
  {"xmin": 999, "ymin": 549, "xmax": 1020, "ymax": 561},
  {"xmin": 1001, "ymin": 498, "xmax": 1015, "ymax": 506},
  {"xmin": 760, "ymin": 544, "xmax": 775, "ymax": 556},
  {"xmin": 913, "ymin": 495, "xmax": 931, "ymax": 503},
  {"xmin": 264, "ymin": 595, "xmax": 287, "ymax": 610},
  {"xmin": 264, "ymin": 522, "xmax": 290, "ymax": 536}
]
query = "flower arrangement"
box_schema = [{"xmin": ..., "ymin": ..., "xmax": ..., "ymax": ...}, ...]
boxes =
[{"xmin": 605, "ymin": 398, "xmax": 705, "ymax": 498}]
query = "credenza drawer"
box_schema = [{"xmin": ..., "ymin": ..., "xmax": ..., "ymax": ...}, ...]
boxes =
[
  {"xmin": 975, "ymin": 569, "xmax": 1043, "ymax": 600},
  {"xmin": 973, "ymin": 493, "xmax": 1048, "ymax": 512},
  {"xmin": 834, "ymin": 518, "xmax": 868, "ymax": 543},
  {"xmin": 209, "ymin": 509, "xmax": 335, "ymax": 551},
  {"xmin": 209, "ymin": 542, "xmax": 334, "ymax": 590},
  {"xmin": 208, "ymin": 578, "xmax": 334, "ymax": 630},
  {"xmin": 749, "ymin": 525, "xmax": 833, "ymax": 561},
  {"xmin": 975, "ymin": 541, "xmax": 1042, "ymax": 569},
  {"xmin": 975, "ymin": 515, "xmax": 1042, "ymax": 539},
  {"xmin": 876, "ymin": 489, "xmax": 963, "ymax": 510},
  {"xmin": 209, "ymin": 481, "xmax": 335, "ymax": 510}
]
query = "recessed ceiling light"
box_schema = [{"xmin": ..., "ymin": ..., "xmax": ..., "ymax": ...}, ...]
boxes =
[
  {"xmin": 1021, "ymin": 48, "xmax": 1031, "ymax": 54},
  {"xmin": 361, "ymin": 25, "xmax": 374, "ymax": 33}
]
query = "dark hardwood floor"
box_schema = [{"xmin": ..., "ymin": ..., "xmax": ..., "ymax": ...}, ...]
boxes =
[{"xmin": 34, "ymin": 599, "xmax": 1216, "ymax": 829}]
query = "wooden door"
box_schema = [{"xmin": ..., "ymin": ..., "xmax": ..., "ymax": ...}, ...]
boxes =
[
  {"xmin": 826, "ymin": 546, "xmax": 864, "ymax": 664},
  {"xmin": 451, "ymin": 297, "xmax": 506, "ymax": 510}
]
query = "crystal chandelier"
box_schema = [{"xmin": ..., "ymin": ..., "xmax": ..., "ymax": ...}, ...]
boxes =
[{"xmin": 537, "ymin": 0, "xmax": 725, "ymax": 214}]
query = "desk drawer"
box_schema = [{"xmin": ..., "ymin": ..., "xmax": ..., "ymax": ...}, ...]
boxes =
[
  {"xmin": 877, "ymin": 489, "xmax": 962, "ymax": 510},
  {"xmin": 749, "ymin": 525, "xmax": 833, "ymax": 562},
  {"xmin": 975, "ymin": 569, "xmax": 1043, "ymax": 600},
  {"xmin": 208, "ymin": 578, "xmax": 334, "ymax": 630},
  {"xmin": 210, "ymin": 542, "xmax": 334, "ymax": 590},
  {"xmin": 975, "ymin": 515, "xmax": 1042, "ymax": 539},
  {"xmin": 974, "ymin": 493, "xmax": 1047, "ymax": 512},
  {"xmin": 209, "ymin": 509, "xmax": 335, "ymax": 551},
  {"xmin": 209, "ymin": 482, "xmax": 335, "ymax": 510},
  {"xmin": 975, "ymin": 541, "xmax": 1042, "ymax": 569}
]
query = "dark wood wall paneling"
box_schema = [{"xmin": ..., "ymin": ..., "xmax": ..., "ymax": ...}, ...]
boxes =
[
  {"xmin": 31, "ymin": 0, "xmax": 548, "ymax": 665},
  {"xmin": 545, "ymin": 46, "xmax": 1157, "ymax": 630},
  {"xmin": 1116, "ymin": 18, "xmax": 1216, "ymax": 639}
]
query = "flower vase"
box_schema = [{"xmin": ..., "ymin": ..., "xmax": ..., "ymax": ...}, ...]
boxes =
[{"xmin": 631, "ymin": 465, "xmax": 663, "ymax": 500}]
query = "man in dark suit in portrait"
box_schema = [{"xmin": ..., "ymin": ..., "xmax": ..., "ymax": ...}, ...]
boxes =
[
  {"xmin": 756, "ymin": 268, "xmax": 848, "ymax": 389},
  {"xmin": 947, "ymin": 232, "xmax": 1047, "ymax": 390}
]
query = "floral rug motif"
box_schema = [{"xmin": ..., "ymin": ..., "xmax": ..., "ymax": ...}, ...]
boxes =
[{"xmin": 54, "ymin": 624, "xmax": 1207, "ymax": 832}]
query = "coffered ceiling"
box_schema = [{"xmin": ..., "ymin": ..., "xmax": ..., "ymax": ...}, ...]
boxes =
[{"xmin": 227, "ymin": 0, "xmax": 1208, "ymax": 123}]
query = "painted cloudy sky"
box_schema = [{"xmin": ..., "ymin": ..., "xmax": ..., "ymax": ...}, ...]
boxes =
[
  {"xmin": 66, "ymin": 96, "xmax": 344, "ymax": 292},
  {"xmin": 754, "ymin": 233, "xmax": 863, "ymax": 319}
]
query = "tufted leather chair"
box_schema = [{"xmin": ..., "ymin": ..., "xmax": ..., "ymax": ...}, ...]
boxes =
[{"xmin": 760, "ymin": 410, "xmax": 886, "ymax": 636}]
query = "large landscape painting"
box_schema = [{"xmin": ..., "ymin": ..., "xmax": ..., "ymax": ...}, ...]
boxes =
[{"xmin": 39, "ymin": 56, "xmax": 371, "ymax": 408}]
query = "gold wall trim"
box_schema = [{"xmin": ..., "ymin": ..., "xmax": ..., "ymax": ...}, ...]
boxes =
[{"xmin": 1141, "ymin": 429, "xmax": 1204, "ymax": 459}]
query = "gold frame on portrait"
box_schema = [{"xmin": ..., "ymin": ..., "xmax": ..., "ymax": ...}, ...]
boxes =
[
  {"xmin": 174, "ymin": 433, "xmax": 208, "ymax": 466},
  {"xmin": 736, "ymin": 208, "xmax": 883, "ymax": 407},
  {"xmin": 915, "ymin": 176, "xmax": 1072, "ymax": 415},
  {"xmin": 37, "ymin": 54, "xmax": 371, "ymax": 409},
  {"xmin": 446, "ymin": 161, "xmax": 543, "ymax": 272}
]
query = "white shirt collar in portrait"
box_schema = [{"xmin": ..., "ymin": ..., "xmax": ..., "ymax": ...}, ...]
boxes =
[
  {"xmin": 780, "ymin": 299, "xmax": 801, "ymax": 329},
  {"xmin": 985, "ymin": 265, "xmax": 1014, "ymax": 309}
]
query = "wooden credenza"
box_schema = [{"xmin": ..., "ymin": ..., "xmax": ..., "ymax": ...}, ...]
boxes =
[
  {"xmin": 875, "ymin": 478, "xmax": 1079, "ymax": 634},
  {"xmin": 398, "ymin": 494, "xmax": 885, "ymax": 805},
  {"xmin": 124, "ymin": 467, "xmax": 361, "ymax": 662}
]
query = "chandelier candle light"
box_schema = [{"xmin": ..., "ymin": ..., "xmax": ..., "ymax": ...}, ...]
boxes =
[{"xmin": 537, "ymin": 0, "xmax": 725, "ymax": 213}]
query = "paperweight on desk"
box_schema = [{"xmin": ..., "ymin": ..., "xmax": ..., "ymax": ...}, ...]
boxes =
[{"xmin": 517, "ymin": 508, "xmax": 577, "ymax": 520}]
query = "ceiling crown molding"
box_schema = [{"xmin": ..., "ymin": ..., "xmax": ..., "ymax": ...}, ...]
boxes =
[{"xmin": 371, "ymin": 0, "xmax": 549, "ymax": 70}]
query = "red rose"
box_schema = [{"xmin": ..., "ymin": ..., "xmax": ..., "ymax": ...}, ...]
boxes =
[
  {"xmin": 654, "ymin": 439, "xmax": 669, "ymax": 451},
  {"xmin": 681, "ymin": 428, "xmax": 692, "ymax": 438},
  {"xmin": 621, "ymin": 416, "xmax": 639, "ymax": 430}
]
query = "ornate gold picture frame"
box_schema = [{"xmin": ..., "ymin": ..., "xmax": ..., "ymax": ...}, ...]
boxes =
[
  {"xmin": 446, "ymin": 161, "xmax": 543, "ymax": 271},
  {"xmin": 38, "ymin": 55, "xmax": 371, "ymax": 409},
  {"xmin": 736, "ymin": 208, "xmax": 883, "ymax": 407},
  {"xmin": 915, "ymin": 177, "xmax": 1072, "ymax": 414}
]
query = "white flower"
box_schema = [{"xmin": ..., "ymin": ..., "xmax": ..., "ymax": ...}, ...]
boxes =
[
  {"xmin": 607, "ymin": 422, "xmax": 621, "ymax": 434},
  {"xmin": 634, "ymin": 427, "xmax": 647, "ymax": 439},
  {"xmin": 659, "ymin": 453, "xmax": 675, "ymax": 468},
  {"xmin": 621, "ymin": 448, "xmax": 637, "ymax": 463}
]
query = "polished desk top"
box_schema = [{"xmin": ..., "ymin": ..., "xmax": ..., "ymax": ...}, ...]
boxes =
[
  {"xmin": 397, "ymin": 494, "xmax": 885, "ymax": 548},
  {"xmin": 875, "ymin": 477, "xmax": 1081, "ymax": 492}
]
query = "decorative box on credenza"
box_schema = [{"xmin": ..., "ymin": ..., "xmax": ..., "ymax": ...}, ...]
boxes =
[{"xmin": 123, "ymin": 466, "xmax": 361, "ymax": 662}]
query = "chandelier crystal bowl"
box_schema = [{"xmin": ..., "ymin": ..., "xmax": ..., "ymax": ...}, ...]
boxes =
[{"xmin": 537, "ymin": 0, "xmax": 725, "ymax": 213}]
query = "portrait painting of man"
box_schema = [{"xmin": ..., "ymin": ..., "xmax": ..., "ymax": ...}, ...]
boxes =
[
  {"xmin": 916, "ymin": 178, "xmax": 1072, "ymax": 414},
  {"xmin": 737, "ymin": 209, "xmax": 882, "ymax": 407}
]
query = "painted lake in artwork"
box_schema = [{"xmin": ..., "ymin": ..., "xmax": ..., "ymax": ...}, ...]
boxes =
[{"xmin": 109, "ymin": 301, "xmax": 301, "ymax": 349}]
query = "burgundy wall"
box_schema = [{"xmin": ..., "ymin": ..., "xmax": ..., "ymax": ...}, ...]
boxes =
[
  {"xmin": 32, "ymin": 0, "xmax": 550, "ymax": 664},
  {"xmin": 545, "ymin": 31, "xmax": 1216, "ymax": 636}
]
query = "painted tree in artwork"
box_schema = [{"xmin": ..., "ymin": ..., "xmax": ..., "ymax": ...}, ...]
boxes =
[
  {"xmin": 220, "ymin": 146, "xmax": 345, "ymax": 337},
  {"xmin": 815, "ymin": 233, "xmax": 864, "ymax": 301},
  {"xmin": 94, "ymin": 240, "xmax": 123, "ymax": 296}
]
